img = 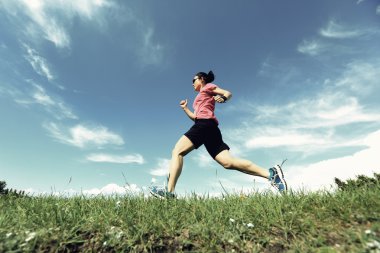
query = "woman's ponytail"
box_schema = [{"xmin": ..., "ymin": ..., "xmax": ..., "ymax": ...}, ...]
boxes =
[
  {"xmin": 196, "ymin": 70, "xmax": 215, "ymax": 83},
  {"xmin": 206, "ymin": 71, "xmax": 215, "ymax": 83}
]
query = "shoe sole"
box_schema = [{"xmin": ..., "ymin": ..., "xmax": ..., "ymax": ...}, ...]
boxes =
[
  {"xmin": 149, "ymin": 189, "xmax": 165, "ymax": 199},
  {"xmin": 149, "ymin": 188, "xmax": 176, "ymax": 199},
  {"xmin": 275, "ymin": 164, "xmax": 288, "ymax": 191},
  {"xmin": 149, "ymin": 191, "xmax": 165, "ymax": 199}
]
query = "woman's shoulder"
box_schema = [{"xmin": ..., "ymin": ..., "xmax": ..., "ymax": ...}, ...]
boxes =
[{"xmin": 203, "ymin": 83, "xmax": 218, "ymax": 91}]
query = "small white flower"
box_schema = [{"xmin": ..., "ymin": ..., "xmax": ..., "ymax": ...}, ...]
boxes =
[
  {"xmin": 246, "ymin": 223, "xmax": 254, "ymax": 228},
  {"xmin": 365, "ymin": 229, "xmax": 372, "ymax": 235},
  {"xmin": 25, "ymin": 232, "xmax": 36, "ymax": 242},
  {"xmin": 367, "ymin": 240, "xmax": 380, "ymax": 249},
  {"xmin": 116, "ymin": 231, "xmax": 123, "ymax": 239},
  {"xmin": 103, "ymin": 241, "xmax": 107, "ymax": 246},
  {"xmin": 229, "ymin": 218, "xmax": 235, "ymax": 223},
  {"xmin": 116, "ymin": 201, "xmax": 121, "ymax": 207},
  {"xmin": 6, "ymin": 233, "xmax": 12, "ymax": 238}
]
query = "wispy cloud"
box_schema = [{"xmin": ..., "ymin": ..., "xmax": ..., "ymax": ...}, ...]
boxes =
[
  {"xmin": 150, "ymin": 158, "xmax": 170, "ymax": 176},
  {"xmin": 243, "ymin": 94, "xmax": 379, "ymax": 151},
  {"xmin": 335, "ymin": 61, "xmax": 380, "ymax": 95},
  {"xmin": 32, "ymin": 84, "xmax": 76, "ymax": 119},
  {"xmin": 192, "ymin": 150, "xmax": 215, "ymax": 168},
  {"xmin": 320, "ymin": 20, "xmax": 373, "ymax": 39},
  {"xmin": 86, "ymin": 153, "xmax": 144, "ymax": 164},
  {"xmin": 1, "ymin": 1, "xmax": 165, "ymax": 67},
  {"xmin": 0, "ymin": 0, "xmax": 114, "ymax": 49},
  {"xmin": 228, "ymin": 60, "xmax": 380, "ymax": 155},
  {"xmin": 297, "ymin": 39, "xmax": 327, "ymax": 56},
  {"xmin": 139, "ymin": 27, "xmax": 164, "ymax": 66},
  {"xmin": 24, "ymin": 183, "xmax": 142, "ymax": 196},
  {"xmin": 287, "ymin": 129, "xmax": 380, "ymax": 191},
  {"xmin": 83, "ymin": 183, "xmax": 141, "ymax": 195},
  {"xmin": 2, "ymin": 81, "xmax": 77, "ymax": 120},
  {"xmin": 43, "ymin": 122, "xmax": 124, "ymax": 149},
  {"xmin": 32, "ymin": 84, "xmax": 55, "ymax": 106},
  {"xmin": 377, "ymin": 5, "xmax": 380, "ymax": 15},
  {"xmin": 246, "ymin": 133, "xmax": 327, "ymax": 149},
  {"xmin": 298, "ymin": 19, "xmax": 379, "ymax": 57},
  {"xmin": 23, "ymin": 44, "xmax": 54, "ymax": 81}
]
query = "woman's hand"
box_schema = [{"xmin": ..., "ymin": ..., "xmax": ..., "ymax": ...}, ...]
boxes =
[
  {"xmin": 214, "ymin": 95, "xmax": 227, "ymax": 103},
  {"xmin": 180, "ymin": 99, "xmax": 188, "ymax": 108},
  {"xmin": 212, "ymin": 87, "xmax": 231, "ymax": 103},
  {"xmin": 180, "ymin": 99, "xmax": 195, "ymax": 121}
]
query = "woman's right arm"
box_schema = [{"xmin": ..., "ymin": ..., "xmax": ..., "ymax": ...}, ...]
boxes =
[{"xmin": 180, "ymin": 99, "xmax": 195, "ymax": 121}]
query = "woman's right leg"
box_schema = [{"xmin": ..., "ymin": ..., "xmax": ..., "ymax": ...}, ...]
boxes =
[{"xmin": 167, "ymin": 135, "xmax": 195, "ymax": 192}]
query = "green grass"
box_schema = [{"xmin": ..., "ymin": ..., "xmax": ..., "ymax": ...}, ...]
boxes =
[{"xmin": 1, "ymin": 187, "xmax": 380, "ymax": 252}]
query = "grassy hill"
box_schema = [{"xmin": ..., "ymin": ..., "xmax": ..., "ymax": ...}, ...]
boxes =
[{"xmin": 1, "ymin": 184, "xmax": 380, "ymax": 252}]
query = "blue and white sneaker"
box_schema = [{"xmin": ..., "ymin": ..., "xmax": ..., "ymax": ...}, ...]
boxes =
[
  {"xmin": 149, "ymin": 185, "xmax": 176, "ymax": 199},
  {"xmin": 269, "ymin": 161, "xmax": 288, "ymax": 192}
]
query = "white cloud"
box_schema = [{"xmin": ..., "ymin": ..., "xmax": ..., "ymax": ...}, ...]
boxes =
[
  {"xmin": 20, "ymin": 0, "xmax": 69, "ymax": 48},
  {"xmin": 320, "ymin": 20, "xmax": 372, "ymax": 39},
  {"xmin": 31, "ymin": 84, "xmax": 77, "ymax": 119},
  {"xmin": 208, "ymin": 173, "xmax": 271, "ymax": 196},
  {"xmin": 336, "ymin": 61, "xmax": 380, "ymax": 95},
  {"xmin": 25, "ymin": 183, "xmax": 142, "ymax": 196},
  {"xmin": 23, "ymin": 44, "xmax": 54, "ymax": 81},
  {"xmin": 32, "ymin": 84, "xmax": 55, "ymax": 106},
  {"xmin": 1, "ymin": 1, "xmax": 165, "ymax": 66},
  {"xmin": 377, "ymin": 5, "xmax": 380, "ymax": 15},
  {"xmin": 44, "ymin": 122, "xmax": 124, "ymax": 148},
  {"xmin": 235, "ymin": 59, "xmax": 380, "ymax": 152},
  {"xmin": 86, "ymin": 153, "xmax": 144, "ymax": 164},
  {"xmin": 83, "ymin": 183, "xmax": 141, "ymax": 195},
  {"xmin": 192, "ymin": 150, "xmax": 215, "ymax": 168},
  {"xmin": 287, "ymin": 129, "xmax": 380, "ymax": 191},
  {"xmin": 139, "ymin": 27, "xmax": 164, "ymax": 66},
  {"xmin": 0, "ymin": 0, "xmax": 114, "ymax": 49},
  {"xmin": 246, "ymin": 133, "xmax": 327, "ymax": 149},
  {"xmin": 241, "ymin": 92, "xmax": 380, "ymax": 149},
  {"xmin": 3, "ymin": 81, "xmax": 77, "ymax": 120},
  {"xmin": 69, "ymin": 125, "xmax": 124, "ymax": 148},
  {"xmin": 297, "ymin": 39, "xmax": 326, "ymax": 56},
  {"xmin": 150, "ymin": 158, "xmax": 170, "ymax": 176}
]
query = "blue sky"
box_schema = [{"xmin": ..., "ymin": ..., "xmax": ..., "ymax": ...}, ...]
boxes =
[{"xmin": 1, "ymin": 0, "xmax": 380, "ymax": 196}]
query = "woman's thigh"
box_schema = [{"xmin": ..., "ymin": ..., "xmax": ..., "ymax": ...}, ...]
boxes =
[{"xmin": 173, "ymin": 135, "xmax": 195, "ymax": 156}]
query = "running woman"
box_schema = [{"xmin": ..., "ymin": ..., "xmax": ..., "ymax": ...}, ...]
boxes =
[{"xmin": 150, "ymin": 71, "xmax": 287, "ymax": 198}]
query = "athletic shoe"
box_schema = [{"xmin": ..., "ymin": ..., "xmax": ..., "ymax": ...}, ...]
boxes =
[
  {"xmin": 149, "ymin": 185, "xmax": 176, "ymax": 199},
  {"xmin": 269, "ymin": 162, "xmax": 288, "ymax": 192}
]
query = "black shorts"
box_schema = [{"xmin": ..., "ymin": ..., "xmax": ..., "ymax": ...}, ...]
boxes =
[{"xmin": 184, "ymin": 119, "xmax": 230, "ymax": 159}]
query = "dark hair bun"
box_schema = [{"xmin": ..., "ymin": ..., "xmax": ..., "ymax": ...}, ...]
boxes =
[
  {"xmin": 195, "ymin": 70, "xmax": 215, "ymax": 83},
  {"xmin": 206, "ymin": 71, "xmax": 215, "ymax": 83}
]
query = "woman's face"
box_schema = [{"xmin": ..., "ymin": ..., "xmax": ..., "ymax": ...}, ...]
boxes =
[{"xmin": 192, "ymin": 76, "xmax": 202, "ymax": 92}]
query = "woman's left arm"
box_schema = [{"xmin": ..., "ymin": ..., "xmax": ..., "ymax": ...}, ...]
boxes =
[{"xmin": 213, "ymin": 87, "xmax": 232, "ymax": 103}]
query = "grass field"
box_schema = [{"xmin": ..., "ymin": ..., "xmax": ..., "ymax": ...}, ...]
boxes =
[{"xmin": 1, "ymin": 186, "xmax": 380, "ymax": 252}]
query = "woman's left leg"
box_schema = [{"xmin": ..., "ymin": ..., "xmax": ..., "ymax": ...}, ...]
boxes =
[{"xmin": 214, "ymin": 150, "xmax": 269, "ymax": 179}]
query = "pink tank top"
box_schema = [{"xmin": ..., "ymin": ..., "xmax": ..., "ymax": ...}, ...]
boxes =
[{"xmin": 193, "ymin": 83, "xmax": 218, "ymax": 123}]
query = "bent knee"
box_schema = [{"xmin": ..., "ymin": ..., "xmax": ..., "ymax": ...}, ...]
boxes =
[
  {"xmin": 220, "ymin": 161, "xmax": 234, "ymax": 170},
  {"xmin": 172, "ymin": 148, "xmax": 186, "ymax": 157}
]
